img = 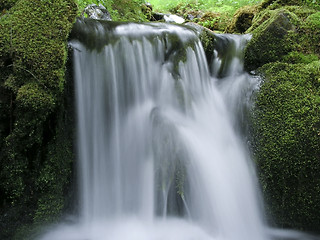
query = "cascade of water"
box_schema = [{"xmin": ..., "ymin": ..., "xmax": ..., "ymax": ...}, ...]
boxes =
[{"xmin": 39, "ymin": 19, "xmax": 316, "ymax": 240}]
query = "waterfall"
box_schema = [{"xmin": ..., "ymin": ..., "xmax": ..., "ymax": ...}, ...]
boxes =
[{"xmin": 39, "ymin": 19, "xmax": 314, "ymax": 240}]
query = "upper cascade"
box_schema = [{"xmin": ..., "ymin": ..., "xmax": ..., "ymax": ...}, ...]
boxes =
[{"xmin": 70, "ymin": 18, "xmax": 199, "ymax": 51}]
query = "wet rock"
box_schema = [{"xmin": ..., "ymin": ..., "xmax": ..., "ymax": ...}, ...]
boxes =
[
  {"xmin": 152, "ymin": 12, "xmax": 165, "ymax": 21},
  {"xmin": 83, "ymin": 4, "xmax": 112, "ymax": 21}
]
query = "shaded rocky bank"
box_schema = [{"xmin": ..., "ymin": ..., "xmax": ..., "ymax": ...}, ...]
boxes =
[{"xmin": 233, "ymin": 0, "xmax": 320, "ymax": 231}]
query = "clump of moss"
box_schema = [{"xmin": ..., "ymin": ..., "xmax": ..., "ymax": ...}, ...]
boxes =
[
  {"xmin": 300, "ymin": 12, "xmax": 320, "ymax": 55},
  {"xmin": 194, "ymin": 12, "xmax": 232, "ymax": 32},
  {"xmin": 195, "ymin": 12, "xmax": 221, "ymax": 31},
  {"xmin": 0, "ymin": 0, "xmax": 77, "ymax": 238},
  {"xmin": 244, "ymin": 8, "xmax": 300, "ymax": 71},
  {"xmin": 226, "ymin": 5, "xmax": 258, "ymax": 33},
  {"xmin": 259, "ymin": 0, "xmax": 320, "ymax": 10},
  {"xmin": 108, "ymin": 0, "xmax": 148, "ymax": 21},
  {"xmin": 252, "ymin": 61, "xmax": 320, "ymax": 231},
  {"xmin": 282, "ymin": 51, "xmax": 319, "ymax": 64},
  {"xmin": 243, "ymin": 0, "xmax": 320, "ymax": 232},
  {"xmin": 244, "ymin": 2, "xmax": 319, "ymax": 70}
]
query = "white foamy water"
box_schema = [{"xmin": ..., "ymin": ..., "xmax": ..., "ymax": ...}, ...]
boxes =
[{"xmin": 39, "ymin": 21, "xmax": 317, "ymax": 240}]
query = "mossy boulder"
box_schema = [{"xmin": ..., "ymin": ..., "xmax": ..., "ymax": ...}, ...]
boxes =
[
  {"xmin": 259, "ymin": 0, "xmax": 319, "ymax": 10},
  {"xmin": 244, "ymin": 0, "xmax": 320, "ymax": 231},
  {"xmin": 0, "ymin": 0, "xmax": 77, "ymax": 239},
  {"xmin": 252, "ymin": 61, "xmax": 320, "ymax": 231},
  {"xmin": 226, "ymin": 5, "xmax": 258, "ymax": 33},
  {"xmin": 244, "ymin": 8, "xmax": 299, "ymax": 71},
  {"xmin": 239, "ymin": 0, "xmax": 319, "ymax": 70},
  {"xmin": 300, "ymin": 12, "xmax": 320, "ymax": 55}
]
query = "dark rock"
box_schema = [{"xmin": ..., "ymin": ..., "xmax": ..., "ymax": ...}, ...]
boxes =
[{"xmin": 152, "ymin": 12, "xmax": 165, "ymax": 21}]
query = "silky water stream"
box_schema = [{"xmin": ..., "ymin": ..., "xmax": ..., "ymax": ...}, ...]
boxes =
[{"xmin": 40, "ymin": 19, "xmax": 317, "ymax": 240}]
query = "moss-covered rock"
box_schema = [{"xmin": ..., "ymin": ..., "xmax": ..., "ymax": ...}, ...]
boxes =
[
  {"xmin": 237, "ymin": 0, "xmax": 319, "ymax": 69},
  {"xmin": 251, "ymin": 61, "xmax": 320, "ymax": 231},
  {"xmin": 244, "ymin": 8, "xmax": 299, "ymax": 71},
  {"xmin": 226, "ymin": 5, "xmax": 258, "ymax": 33},
  {"xmin": 259, "ymin": 0, "xmax": 320, "ymax": 10},
  {"xmin": 299, "ymin": 12, "xmax": 320, "ymax": 55},
  {"xmin": 0, "ymin": 0, "xmax": 77, "ymax": 239},
  {"xmin": 282, "ymin": 51, "xmax": 319, "ymax": 64},
  {"xmin": 244, "ymin": 0, "xmax": 320, "ymax": 232}
]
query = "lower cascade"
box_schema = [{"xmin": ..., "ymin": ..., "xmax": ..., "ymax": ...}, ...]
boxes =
[{"xmin": 40, "ymin": 19, "xmax": 314, "ymax": 240}]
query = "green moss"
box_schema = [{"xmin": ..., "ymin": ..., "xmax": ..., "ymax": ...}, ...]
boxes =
[
  {"xmin": 244, "ymin": 8, "xmax": 301, "ymax": 70},
  {"xmin": 306, "ymin": 12, "xmax": 320, "ymax": 29},
  {"xmin": 111, "ymin": 0, "xmax": 148, "ymax": 21},
  {"xmin": 33, "ymin": 116, "xmax": 74, "ymax": 224},
  {"xmin": 252, "ymin": 61, "xmax": 320, "ymax": 231},
  {"xmin": 200, "ymin": 29, "xmax": 216, "ymax": 62},
  {"xmin": 244, "ymin": 2, "xmax": 320, "ymax": 71},
  {"xmin": 0, "ymin": 0, "xmax": 77, "ymax": 238},
  {"xmin": 226, "ymin": 5, "xmax": 258, "ymax": 33},
  {"xmin": 282, "ymin": 6, "xmax": 317, "ymax": 20},
  {"xmin": 300, "ymin": 12, "xmax": 320, "ymax": 54},
  {"xmin": 282, "ymin": 51, "xmax": 319, "ymax": 64},
  {"xmin": 259, "ymin": 0, "xmax": 320, "ymax": 10},
  {"xmin": 196, "ymin": 12, "xmax": 222, "ymax": 31},
  {"xmin": 16, "ymin": 83, "xmax": 56, "ymax": 113}
]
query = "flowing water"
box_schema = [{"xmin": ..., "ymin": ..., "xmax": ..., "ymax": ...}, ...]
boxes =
[{"xmin": 39, "ymin": 19, "xmax": 317, "ymax": 240}]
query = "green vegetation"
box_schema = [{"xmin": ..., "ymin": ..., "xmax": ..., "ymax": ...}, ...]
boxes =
[
  {"xmin": 0, "ymin": 0, "xmax": 77, "ymax": 239},
  {"xmin": 148, "ymin": 0, "xmax": 261, "ymax": 15},
  {"xmin": 147, "ymin": 0, "xmax": 262, "ymax": 32},
  {"xmin": 242, "ymin": 0, "xmax": 320, "ymax": 231},
  {"xmin": 244, "ymin": 8, "xmax": 300, "ymax": 70},
  {"xmin": 243, "ymin": 2, "xmax": 319, "ymax": 70},
  {"xmin": 252, "ymin": 61, "xmax": 320, "ymax": 230},
  {"xmin": 75, "ymin": 0, "xmax": 148, "ymax": 21}
]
